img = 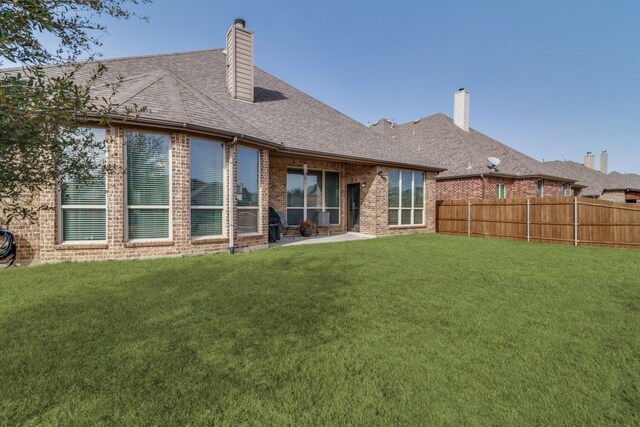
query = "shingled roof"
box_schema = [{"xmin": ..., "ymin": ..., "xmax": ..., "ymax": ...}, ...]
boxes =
[
  {"xmin": 608, "ymin": 171, "xmax": 640, "ymax": 190},
  {"xmin": 371, "ymin": 113, "xmax": 575, "ymax": 181},
  {"xmin": 22, "ymin": 49, "xmax": 444, "ymax": 171},
  {"xmin": 542, "ymin": 160, "xmax": 627, "ymax": 197}
]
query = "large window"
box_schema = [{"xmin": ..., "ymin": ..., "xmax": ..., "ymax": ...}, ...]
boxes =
[
  {"xmin": 496, "ymin": 183, "xmax": 506, "ymax": 199},
  {"xmin": 237, "ymin": 147, "xmax": 260, "ymax": 234},
  {"xmin": 60, "ymin": 128, "xmax": 106, "ymax": 242},
  {"xmin": 287, "ymin": 168, "xmax": 340, "ymax": 224},
  {"xmin": 190, "ymin": 138, "xmax": 224, "ymax": 238},
  {"xmin": 388, "ymin": 170, "xmax": 424, "ymax": 226},
  {"xmin": 126, "ymin": 131, "xmax": 170, "ymax": 240}
]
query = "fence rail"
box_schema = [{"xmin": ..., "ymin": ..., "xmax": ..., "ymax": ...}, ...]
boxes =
[{"xmin": 436, "ymin": 196, "xmax": 640, "ymax": 248}]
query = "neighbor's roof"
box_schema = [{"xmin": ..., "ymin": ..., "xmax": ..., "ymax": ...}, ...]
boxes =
[
  {"xmin": 3, "ymin": 49, "xmax": 444, "ymax": 171},
  {"xmin": 543, "ymin": 160, "xmax": 628, "ymax": 197},
  {"xmin": 608, "ymin": 171, "xmax": 640, "ymax": 191},
  {"xmin": 371, "ymin": 114, "xmax": 575, "ymax": 182}
]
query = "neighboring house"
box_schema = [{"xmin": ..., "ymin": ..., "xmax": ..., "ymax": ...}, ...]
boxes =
[
  {"xmin": 544, "ymin": 157, "xmax": 640, "ymax": 203},
  {"xmin": 4, "ymin": 19, "xmax": 446, "ymax": 265},
  {"xmin": 371, "ymin": 89, "xmax": 576, "ymax": 201}
]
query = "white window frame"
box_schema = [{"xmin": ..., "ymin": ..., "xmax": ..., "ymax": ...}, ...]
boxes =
[
  {"xmin": 389, "ymin": 169, "xmax": 425, "ymax": 227},
  {"xmin": 237, "ymin": 146, "xmax": 261, "ymax": 236},
  {"xmin": 286, "ymin": 167, "xmax": 341, "ymax": 225},
  {"xmin": 124, "ymin": 130, "xmax": 173, "ymax": 242},
  {"xmin": 537, "ymin": 179, "xmax": 544, "ymax": 197},
  {"xmin": 189, "ymin": 138, "xmax": 226, "ymax": 240},
  {"xmin": 57, "ymin": 128, "xmax": 108, "ymax": 244},
  {"xmin": 496, "ymin": 183, "xmax": 506, "ymax": 199}
]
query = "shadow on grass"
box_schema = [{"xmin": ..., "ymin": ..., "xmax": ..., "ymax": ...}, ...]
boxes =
[{"xmin": 0, "ymin": 251, "xmax": 363, "ymax": 424}]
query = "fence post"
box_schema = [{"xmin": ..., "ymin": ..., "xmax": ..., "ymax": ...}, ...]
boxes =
[
  {"xmin": 467, "ymin": 200, "xmax": 471, "ymax": 237},
  {"xmin": 527, "ymin": 199, "xmax": 531, "ymax": 242},
  {"xmin": 574, "ymin": 197, "xmax": 579, "ymax": 246}
]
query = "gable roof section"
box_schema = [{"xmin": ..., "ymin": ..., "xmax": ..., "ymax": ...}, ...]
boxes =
[
  {"xmin": 608, "ymin": 171, "xmax": 640, "ymax": 191},
  {"xmin": 543, "ymin": 160, "xmax": 624, "ymax": 197},
  {"xmin": 36, "ymin": 50, "xmax": 444, "ymax": 171},
  {"xmin": 372, "ymin": 113, "xmax": 574, "ymax": 182}
]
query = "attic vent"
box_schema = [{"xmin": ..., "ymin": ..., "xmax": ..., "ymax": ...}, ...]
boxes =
[{"xmin": 226, "ymin": 18, "xmax": 254, "ymax": 102}]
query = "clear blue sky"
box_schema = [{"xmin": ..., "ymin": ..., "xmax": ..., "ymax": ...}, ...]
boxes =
[{"xmin": 66, "ymin": 1, "xmax": 640, "ymax": 173}]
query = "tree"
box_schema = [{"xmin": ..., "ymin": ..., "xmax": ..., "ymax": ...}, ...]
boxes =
[{"xmin": 0, "ymin": 0, "xmax": 150, "ymax": 223}]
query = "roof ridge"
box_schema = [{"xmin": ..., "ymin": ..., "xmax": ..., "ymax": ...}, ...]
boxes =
[
  {"xmin": 116, "ymin": 70, "xmax": 169, "ymax": 107},
  {"xmin": 172, "ymin": 72, "xmax": 269, "ymax": 141},
  {"xmin": 0, "ymin": 49, "xmax": 223, "ymax": 73}
]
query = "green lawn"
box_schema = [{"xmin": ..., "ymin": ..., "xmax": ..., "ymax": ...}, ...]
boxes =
[{"xmin": 1, "ymin": 234, "xmax": 639, "ymax": 425}]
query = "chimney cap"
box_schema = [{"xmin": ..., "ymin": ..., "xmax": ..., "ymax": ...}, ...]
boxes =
[
  {"xmin": 234, "ymin": 18, "xmax": 246, "ymax": 27},
  {"xmin": 458, "ymin": 87, "xmax": 466, "ymax": 92}
]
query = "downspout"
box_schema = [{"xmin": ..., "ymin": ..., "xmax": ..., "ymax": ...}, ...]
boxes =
[
  {"xmin": 481, "ymin": 174, "xmax": 486, "ymax": 199},
  {"xmin": 228, "ymin": 136, "xmax": 238, "ymax": 254}
]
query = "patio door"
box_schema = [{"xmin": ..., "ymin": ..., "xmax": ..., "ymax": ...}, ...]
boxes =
[{"xmin": 347, "ymin": 183, "xmax": 360, "ymax": 232}]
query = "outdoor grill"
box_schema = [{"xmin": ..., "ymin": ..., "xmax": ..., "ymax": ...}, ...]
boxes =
[{"xmin": 268, "ymin": 207, "xmax": 281, "ymax": 243}]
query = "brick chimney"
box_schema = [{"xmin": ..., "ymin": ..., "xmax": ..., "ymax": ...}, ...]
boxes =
[
  {"xmin": 226, "ymin": 18, "xmax": 254, "ymax": 102},
  {"xmin": 454, "ymin": 88, "xmax": 469, "ymax": 132},
  {"xmin": 600, "ymin": 150, "xmax": 608, "ymax": 174},
  {"xmin": 584, "ymin": 152, "xmax": 595, "ymax": 169}
]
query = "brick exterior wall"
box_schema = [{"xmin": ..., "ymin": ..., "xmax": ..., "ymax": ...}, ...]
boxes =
[
  {"xmin": 599, "ymin": 191, "xmax": 627, "ymax": 204},
  {"xmin": 10, "ymin": 126, "xmax": 270, "ymax": 265},
  {"xmin": 269, "ymin": 154, "xmax": 436, "ymax": 237},
  {"xmin": 436, "ymin": 176, "xmax": 571, "ymax": 200},
  {"xmin": 8, "ymin": 129, "xmax": 438, "ymax": 265}
]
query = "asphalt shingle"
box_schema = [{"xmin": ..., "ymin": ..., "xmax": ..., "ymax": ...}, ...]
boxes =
[
  {"xmin": 371, "ymin": 114, "xmax": 575, "ymax": 181},
  {"xmin": 62, "ymin": 50, "xmax": 445, "ymax": 171}
]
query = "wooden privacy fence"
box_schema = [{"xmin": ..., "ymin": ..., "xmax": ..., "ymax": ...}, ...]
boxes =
[{"xmin": 436, "ymin": 196, "xmax": 640, "ymax": 248}]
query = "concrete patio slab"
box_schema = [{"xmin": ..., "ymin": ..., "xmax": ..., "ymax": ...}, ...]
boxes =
[{"xmin": 269, "ymin": 232, "xmax": 375, "ymax": 247}]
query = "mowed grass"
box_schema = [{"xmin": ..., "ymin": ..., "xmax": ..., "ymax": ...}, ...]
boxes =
[{"xmin": 1, "ymin": 234, "xmax": 639, "ymax": 425}]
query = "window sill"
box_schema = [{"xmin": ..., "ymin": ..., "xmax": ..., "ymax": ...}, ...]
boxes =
[
  {"xmin": 191, "ymin": 237, "xmax": 228, "ymax": 245},
  {"xmin": 124, "ymin": 240, "xmax": 174, "ymax": 248},
  {"xmin": 55, "ymin": 243, "xmax": 109, "ymax": 250},
  {"xmin": 238, "ymin": 233, "xmax": 262, "ymax": 238},
  {"xmin": 389, "ymin": 224, "xmax": 427, "ymax": 229}
]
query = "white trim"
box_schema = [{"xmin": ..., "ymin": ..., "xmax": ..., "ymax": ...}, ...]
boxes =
[
  {"xmin": 388, "ymin": 169, "xmax": 425, "ymax": 226},
  {"xmin": 285, "ymin": 167, "xmax": 341, "ymax": 225},
  {"xmin": 57, "ymin": 127, "xmax": 108, "ymax": 244},
  {"xmin": 189, "ymin": 137, "xmax": 227, "ymax": 239},
  {"xmin": 237, "ymin": 146, "xmax": 261, "ymax": 235},
  {"xmin": 537, "ymin": 179, "xmax": 544, "ymax": 197},
  {"xmin": 124, "ymin": 130, "xmax": 172, "ymax": 242}
]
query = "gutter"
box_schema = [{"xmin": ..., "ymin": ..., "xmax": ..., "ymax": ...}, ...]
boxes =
[
  {"xmin": 276, "ymin": 147, "xmax": 447, "ymax": 172},
  {"xmin": 84, "ymin": 114, "xmax": 283, "ymax": 150},
  {"xmin": 437, "ymin": 171, "xmax": 577, "ymax": 183}
]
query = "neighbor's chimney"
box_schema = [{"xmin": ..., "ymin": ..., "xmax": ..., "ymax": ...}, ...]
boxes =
[
  {"xmin": 454, "ymin": 88, "xmax": 470, "ymax": 132},
  {"xmin": 584, "ymin": 152, "xmax": 595, "ymax": 169},
  {"xmin": 600, "ymin": 150, "xmax": 608, "ymax": 174},
  {"xmin": 226, "ymin": 18, "xmax": 254, "ymax": 102}
]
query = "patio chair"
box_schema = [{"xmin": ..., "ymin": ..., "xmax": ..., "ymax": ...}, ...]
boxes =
[
  {"xmin": 316, "ymin": 211, "xmax": 331, "ymax": 236},
  {"xmin": 277, "ymin": 211, "xmax": 299, "ymax": 239}
]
